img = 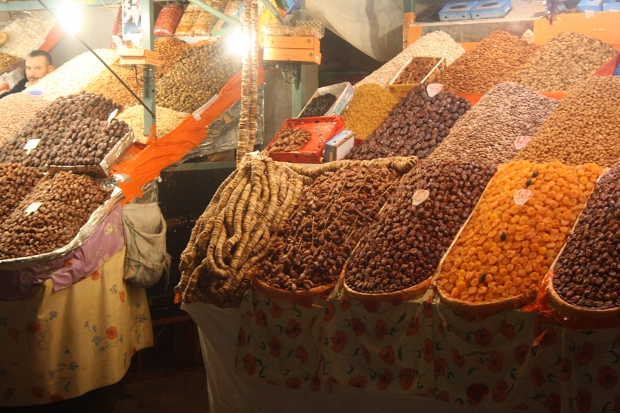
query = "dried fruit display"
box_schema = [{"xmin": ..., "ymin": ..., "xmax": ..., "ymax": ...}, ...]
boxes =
[
  {"xmin": 255, "ymin": 165, "xmax": 401, "ymax": 292},
  {"xmin": 437, "ymin": 31, "xmax": 538, "ymax": 94},
  {"xmin": 515, "ymin": 76, "xmax": 620, "ymax": 167},
  {"xmin": 299, "ymin": 93, "xmax": 337, "ymax": 118},
  {"xmin": 426, "ymin": 82, "xmax": 559, "ymax": 165},
  {"xmin": 177, "ymin": 156, "xmax": 306, "ymax": 308},
  {"xmin": 267, "ymin": 127, "xmax": 311, "ymax": 152},
  {"xmin": 553, "ymin": 162, "xmax": 620, "ymax": 310},
  {"xmin": 393, "ymin": 57, "xmax": 441, "ymax": 85},
  {"xmin": 117, "ymin": 105, "xmax": 188, "ymax": 143},
  {"xmin": 0, "ymin": 52, "xmax": 19, "ymax": 74},
  {"xmin": 154, "ymin": 4, "xmax": 184, "ymax": 37},
  {"xmin": 345, "ymin": 161, "xmax": 496, "ymax": 295},
  {"xmin": 346, "ymin": 86, "xmax": 470, "ymax": 160},
  {"xmin": 0, "ymin": 93, "xmax": 50, "ymax": 148},
  {"xmin": 0, "ymin": 164, "xmax": 43, "ymax": 222},
  {"xmin": 155, "ymin": 38, "xmax": 191, "ymax": 78},
  {"xmin": 0, "ymin": 172, "xmax": 108, "ymax": 259},
  {"xmin": 157, "ymin": 41, "xmax": 241, "ymax": 113},
  {"xmin": 511, "ymin": 31, "xmax": 617, "ymax": 92},
  {"xmin": 174, "ymin": 10, "xmax": 200, "ymax": 36},
  {"xmin": 436, "ymin": 160, "xmax": 602, "ymax": 307},
  {"xmin": 0, "ymin": 92, "xmax": 126, "ymax": 169},
  {"xmin": 342, "ymin": 84, "xmax": 400, "ymax": 141}
]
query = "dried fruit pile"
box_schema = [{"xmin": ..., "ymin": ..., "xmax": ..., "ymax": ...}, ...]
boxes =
[
  {"xmin": 299, "ymin": 93, "xmax": 337, "ymax": 118},
  {"xmin": 436, "ymin": 160, "xmax": 602, "ymax": 305},
  {"xmin": 553, "ymin": 162, "xmax": 620, "ymax": 310},
  {"xmin": 341, "ymin": 84, "xmax": 400, "ymax": 141},
  {"xmin": 426, "ymin": 82, "xmax": 559, "ymax": 165},
  {"xmin": 177, "ymin": 156, "xmax": 306, "ymax": 307},
  {"xmin": 0, "ymin": 172, "xmax": 108, "ymax": 259},
  {"xmin": 255, "ymin": 165, "xmax": 400, "ymax": 292},
  {"xmin": 347, "ymin": 86, "xmax": 470, "ymax": 160},
  {"xmin": 0, "ymin": 164, "xmax": 43, "ymax": 222},
  {"xmin": 515, "ymin": 76, "xmax": 620, "ymax": 167},
  {"xmin": 437, "ymin": 31, "xmax": 538, "ymax": 94},
  {"xmin": 267, "ymin": 127, "xmax": 311, "ymax": 153},
  {"xmin": 511, "ymin": 31, "xmax": 617, "ymax": 92},
  {"xmin": 393, "ymin": 57, "xmax": 441, "ymax": 85},
  {"xmin": 346, "ymin": 161, "xmax": 496, "ymax": 295}
]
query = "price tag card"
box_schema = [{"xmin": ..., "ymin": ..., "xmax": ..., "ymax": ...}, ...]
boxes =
[
  {"xmin": 585, "ymin": 9, "xmax": 595, "ymax": 18},
  {"xmin": 427, "ymin": 83, "xmax": 443, "ymax": 98},
  {"xmin": 412, "ymin": 189, "xmax": 430, "ymax": 206},
  {"xmin": 514, "ymin": 136, "xmax": 532, "ymax": 150},
  {"xmin": 24, "ymin": 139, "xmax": 41, "ymax": 155},
  {"xmin": 521, "ymin": 29, "xmax": 535, "ymax": 44},
  {"xmin": 514, "ymin": 189, "xmax": 533, "ymax": 206},
  {"xmin": 24, "ymin": 202, "xmax": 42, "ymax": 216}
]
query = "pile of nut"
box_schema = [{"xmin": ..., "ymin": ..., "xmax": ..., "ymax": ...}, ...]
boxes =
[
  {"xmin": 553, "ymin": 162, "xmax": 620, "ymax": 310},
  {"xmin": 0, "ymin": 52, "xmax": 19, "ymax": 74},
  {"xmin": 342, "ymin": 84, "xmax": 400, "ymax": 140},
  {"xmin": 155, "ymin": 38, "xmax": 192, "ymax": 78},
  {"xmin": 515, "ymin": 76, "xmax": 620, "ymax": 167},
  {"xmin": 357, "ymin": 31, "xmax": 464, "ymax": 88},
  {"xmin": 0, "ymin": 92, "xmax": 128, "ymax": 169},
  {"xmin": 346, "ymin": 161, "xmax": 497, "ymax": 294},
  {"xmin": 117, "ymin": 105, "xmax": 188, "ymax": 143},
  {"xmin": 426, "ymin": 82, "xmax": 559, "ymax": 165},
  {"xmin": 157, "ymin": 41, "xmax": 241, "ymax": 113},
  {"xmin": 0, "ymin": 93, "xmax": 50, "ymax": 148},
  {"xmin": 0, "ymin": 164, "xmax": 43, "ymax": 222},
  {"xmin": 511, "ymin": 31, "xmax": 617, "ymax": 92},
  {"xmin": 393, "ymin": 57, "xmax": 440, "ymax": 85},
  {"xmin": 299, "ymin": 93, "xmax": 337, "ymax": 118},
  {"xmin": 0, "ymin": 16, "xmax": 56, "ymax": 59},
  {"xmin": 255, "ymin": 165, "xmax": 400, "ymax": 292},
  {"xmin": 436, "ymin": 160, "xmax": 602, "ymax": 304},
  {"xmin": 267, "ymin": 127, "xmax": 311, "ymax": 153},
  {"xmin": 437, "ymin": 31, "xmax": 538, "ymax": 94},
  {"xmin": 0, "ymin": 172, "xmax": 108, "ymax": 259},
  {"xmin": 347, "ymin": 86, "xmax": 470, "ymax": 160}
]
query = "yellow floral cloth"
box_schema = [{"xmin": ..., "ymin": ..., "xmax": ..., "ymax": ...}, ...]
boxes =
[{"xmin": 0, "ymin": 248, "xmax": 154, "ymax": 406}]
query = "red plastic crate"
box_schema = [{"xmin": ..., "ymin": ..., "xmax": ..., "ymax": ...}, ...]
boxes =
[{"xmin": 267, "ymin": 116, "xmax": 345, "ymax": 163}]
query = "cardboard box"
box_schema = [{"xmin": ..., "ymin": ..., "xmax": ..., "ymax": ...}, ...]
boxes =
[
  {"xmin": 439, "ymin": 2, "xmax": 477, "ymax": 20},
  {"xmin": 323, "ymin": 130, "xmax": 355, "ymax": 162},
  {"xmin": 263, "ymin": 45, "xmax": 321, "ymax": 64},
  {"xmin": 471, "ymin": 0, "xmax": 512, "ymax": 18},
  {"xmin": 603, "ymin": 1, "xmax": 620, "ymax": 10},
  {"xmin": 578, "ymin": 0, "xmax": 603, "ymax": 12},
  {"xmin": 388, "ymin": 57, "xmax": 446, "ymax": 98},
  {"xmin": 264, "ymin": 35, "xmax": 319, "ymax": 49}
]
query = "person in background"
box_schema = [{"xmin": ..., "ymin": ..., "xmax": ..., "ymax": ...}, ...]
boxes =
[{"xmin": 0, "ymin": 50, "xmax": 54, "ymax": 99}]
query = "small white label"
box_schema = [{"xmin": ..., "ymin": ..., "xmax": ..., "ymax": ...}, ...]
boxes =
[
  {"xmin": 521, "ymin": 29, "xmax": 535, "ymax": 44},
  {"xmin": 514, "ymin": 189, "xmax": 533, "ymax": 206},
  {"xmin": 514, "ymin": 136, "xmax": 532, "ymax": 150},
  {"xmin": 585, "ymin": 9, "xmax": 595, "ymax": 18},
  {"xmin": 427, "ymin": 83, "xmax": 443, "ymax": 98},
  {"xmin": 23, "ymin": 139, "xmax": 40, "ymax": 155},
  {"xmin": 107, "ymin": 109, "xmax": 118, "ymax": 126},
  {"xmin": 24, "ymin": 202, "xmax": 42, "ymax": 216},
  {"xmin": 412, "ymin": 189, "xmax": 430, "ymax": 206}
]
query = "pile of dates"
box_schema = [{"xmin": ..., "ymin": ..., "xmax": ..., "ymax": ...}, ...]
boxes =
[
  {"xmin": 553, "ymin": 162, "xmax": 620, "ymax": 310},
  {"xmin": 0, "ymin": 92, "xmax": 128, "ymax": 168},
  {"xmin": 255, "ymin": 165, "xmax": 399, "ymax": 292},
  {"xmin": 347, "ymin": 86, "xmax": 470, "ymax": 160},
  {"xmin": 0, "ymin": 163, "xmax": 42, "ymax": 222},
  {"xmin": 346, "ymin": 161, "xmax": 496, "ymax": 294},
  {"xmin": 299, "ymin": 93, "xmax": 337, "ymax": 118}
]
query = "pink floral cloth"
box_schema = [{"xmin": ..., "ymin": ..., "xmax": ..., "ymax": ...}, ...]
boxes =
[{"xmin": 236, "ymin": 287, "xmax": 620, "ymax": 412}]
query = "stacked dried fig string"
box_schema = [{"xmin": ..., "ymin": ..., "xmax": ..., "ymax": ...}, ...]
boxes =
[
  {"xmin": 236, "ymin": 0, "xmax": 260, "ymax": 164},
  {"xmin": 177, "ymin": 155, "xmax": 306, "ymax": 307}
]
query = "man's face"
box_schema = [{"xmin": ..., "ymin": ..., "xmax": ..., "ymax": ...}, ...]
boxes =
[
  {"xmin": 131, "ymin": 5, "xmax": 139, "ymax": 19},
  {"xmin": 25, "ymin": 55, "xmax": 53, "ymax": 85}
]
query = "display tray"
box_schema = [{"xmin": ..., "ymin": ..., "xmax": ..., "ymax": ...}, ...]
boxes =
[
  {"xmin": 388, "ymin": 56, "xmax": 446, "ymax": 98},
  {"xmin": 0, "ymin": 187, "xmax": 123, "ymax": 270},
  {"xmin": 253, "ymin": 275, "xmax": 337, "ymax": 300},
  {"xmin": 547, "ymin": 274, "xmax": 620, "ymax": 319},
  {"xmin": 296, "ymin": 82, "xmax": 355, "ymax": 118},
  {"xmin": 266, "ymin": 116, "xmax": 345, "ymax": 164}
]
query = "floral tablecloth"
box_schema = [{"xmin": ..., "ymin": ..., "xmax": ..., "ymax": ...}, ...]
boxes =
[
  {"xmin": 235, "ymin": 286, "xmax": 620, "ymax": 413},
  {"xmin": 0, "ymin": 247, "xmax": 154, "ymax": 406}
]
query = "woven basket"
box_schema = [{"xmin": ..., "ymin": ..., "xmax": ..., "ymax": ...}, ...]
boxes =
[
  {"xmin": 0, "ymin": 31, "xmax": 8, "ymax": 47},
  {"xmin": 253, "ymin": 276, "xmax": 337, "ymax": 300},
  {"xmin": 547, "ymin": 278, "xmax": 620, "ymax": 320},
  {"xmin": 343, "ymin": 277, "xmax": 432, "ymax": 303},
  {"xmin": 437, "ymin": 285, "xmax": 538, "ymax": 316}
]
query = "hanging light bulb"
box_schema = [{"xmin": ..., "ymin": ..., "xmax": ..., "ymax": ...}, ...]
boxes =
[
  {"xmin": 57, "ymin": 1, "xmax": 83, "ymax": 34},
  {"xmin": 226, "ymin": 25, "xmax": 250, "ymax": 56}
]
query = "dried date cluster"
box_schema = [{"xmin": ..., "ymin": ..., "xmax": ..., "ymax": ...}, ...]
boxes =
[
  {"xmin": 0, "ymin": 164, "xmax": 42, "ymax": 222},
  {"xmin": 299, "ymin": 93, "xmax": 337, "ymax": 118},
  {"xmin": 394, "ymin": 57, "xmax": 440, "ymax": 85},
  {"xmin": 268, "ymin": 127, "xmax": 311, "ymax": 153},
  {"xmin": 346, "ymin": 161, "xmax": 496, "ymax": 294},
  {"xmin": 347, "ymin": 86, "xmax": 470, "ymax": 160},
  {"xmin": 553, "ymin": 163, "xmax": 620, "ymax": 310},
  {"xmin": 0, "ymin": 172, "xmax": 108, "ymax": 259},
  {"xmin": 0, "ymin": 92, "xmax": 127, "ymax": 168},
  {"xmin": 255, "ymin": 166, "xmax": 399, "ymax": 292}
]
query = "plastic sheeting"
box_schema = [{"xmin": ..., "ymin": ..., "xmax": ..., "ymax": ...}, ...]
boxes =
[
  {"xmin": 184, "ymin": 302, "xmax": 509, "ymax": 413},
  {"xmin": 302, "ymin": 0, "xmax": 403, "ymax": 63}
]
